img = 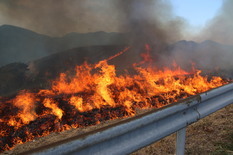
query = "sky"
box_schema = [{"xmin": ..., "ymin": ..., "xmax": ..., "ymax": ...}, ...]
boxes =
[{"xmin": 171, "ymin": 0, "xmax": 223, "ymax": 28}]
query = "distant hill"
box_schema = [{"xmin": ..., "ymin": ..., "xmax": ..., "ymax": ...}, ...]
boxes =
[
  {"xmin": 0, "ymin": 25, "xmax": 126, "ymax": 66},
  {"xmin": 0, "ymin": 25, "xmax": 52, "ymax": 66}
]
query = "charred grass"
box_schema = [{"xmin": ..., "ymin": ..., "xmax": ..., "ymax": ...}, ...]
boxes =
[{"xmin": 1, "ymin": 104, "xmax": 232, "ymax": 155}]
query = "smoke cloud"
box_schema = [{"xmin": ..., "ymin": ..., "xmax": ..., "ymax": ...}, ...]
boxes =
[
  {"xmin": 0, "ymin": 0, "xmax": 184, "ymax": 42},
  {"xmin": 116, "ymin": 0, "xmax": 184, "ymax": 45},
  {"xmin": 0, "ymin": 0, "xmax": 232, "ymax": 45},
  {"xmin": 0, "ymin": 0, "xmax": 121, "ymax": 36}
]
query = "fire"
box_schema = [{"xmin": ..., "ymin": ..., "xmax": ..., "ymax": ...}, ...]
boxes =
[
  {"xmin": 10, "ymin": 91, "xmax": 37, "ymax": 126},
  {"xmin": 0, "ymin": 45, "xmax": 229, "ymax": 152},
  {"xmin": 43, "ymin": 98, "xmax": 63, "ymax": 119}
]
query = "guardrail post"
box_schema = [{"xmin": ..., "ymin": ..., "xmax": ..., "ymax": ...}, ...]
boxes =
[{"xmin": 176, "ymin": 127, "xmax": 186, "ymax": 155}]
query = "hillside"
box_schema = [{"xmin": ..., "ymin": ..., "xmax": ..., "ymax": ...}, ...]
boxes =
[
  {"xmin": 0, "ymin": 25, "xmax": 126, "ymax": 66},
  {"xmin": 0, "ymin": 45, "xmax": 130, "ymax": 96}
]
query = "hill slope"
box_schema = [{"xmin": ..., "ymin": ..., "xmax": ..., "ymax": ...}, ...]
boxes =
[{"xmin": 0, "ymin": 25, "xmax": 126, "ymax": 66}]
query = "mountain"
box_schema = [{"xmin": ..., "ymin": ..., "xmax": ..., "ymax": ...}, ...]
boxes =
[
  {"xmin": 0, "ymin": 25, "xmax": 126, "ymax": 66},
  {"xmin": 0, "ymin": 25, "xmax": 52, "ymax": 66}
]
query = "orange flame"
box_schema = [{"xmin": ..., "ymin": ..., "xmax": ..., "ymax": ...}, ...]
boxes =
[
  {"xmin": 43, "ymin": 98, "xmax": 63, "ymax": 119},
  {"xmin": 10, "ymin": 91, "xmax": 37, "ymax": 126},
  {"xmin": 0, "ymin": 45, "xmax": 229, "ymax": 152}
]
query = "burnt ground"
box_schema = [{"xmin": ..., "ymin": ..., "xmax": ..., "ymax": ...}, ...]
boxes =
[{"xmin": 1, "ymin": 104, "xmax": 232, "ymax": 155}]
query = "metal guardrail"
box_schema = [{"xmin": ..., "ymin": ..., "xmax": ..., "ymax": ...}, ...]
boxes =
[{"xmin": 27, "ymin": 83, "xmax": 233, "ymax": 155}]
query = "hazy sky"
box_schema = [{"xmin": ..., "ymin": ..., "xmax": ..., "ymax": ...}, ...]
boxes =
[{"xmin": 171, "ymin": 0, "xmax": 222, "ymax": 28}]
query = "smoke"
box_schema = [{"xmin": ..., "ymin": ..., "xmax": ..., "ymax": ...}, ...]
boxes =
[
  {"xmin": 0, "ymin": 0, "xmax": 184, "ymax": 41},
  {"xmin": 0, "ymin": 0, "xmax": 122, "ymax": 36},
  {"xmin": 1, "ymin": 0, "xmax": 232, "ymax": 45},
  {"xmin": 116, "ymin": 0, "xmax": 183, "ymax": 44},
  {"xmin": 194, "ymin": 0, "xmax": 233, "ymax": 45},
  {"xmin": 112, "ymin": 0, "xmax": 185, "ymax": 65}
]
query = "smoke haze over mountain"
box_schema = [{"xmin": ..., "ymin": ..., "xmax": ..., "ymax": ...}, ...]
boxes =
[
  {"xmin": 0, "ymin": 0, "xmax": 122, "ymax": 36},
  {"xmin": 0, "ymin": 0, "xmax": 232, "ymax": 45},
  {"xmin": 0, "ymin": 0, "xmax": 183, "ymax": 42}
]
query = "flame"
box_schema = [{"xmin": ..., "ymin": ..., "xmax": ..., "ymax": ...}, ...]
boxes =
[
  {"xmin": 0, "ymin": 45, "xmax": 229, "ymax": 152},
  {"xmin": 11, "ymin": 91, "xmax": 37, "ymax": 126},
  {"xmin": 43, "ymin": 98, "xmax": 63, "ymax": 119}
]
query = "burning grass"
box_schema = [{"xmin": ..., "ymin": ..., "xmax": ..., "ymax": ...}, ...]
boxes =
[{"xmin": 0, "ymin": 45, "xmax": 230, "ymax": 153}]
